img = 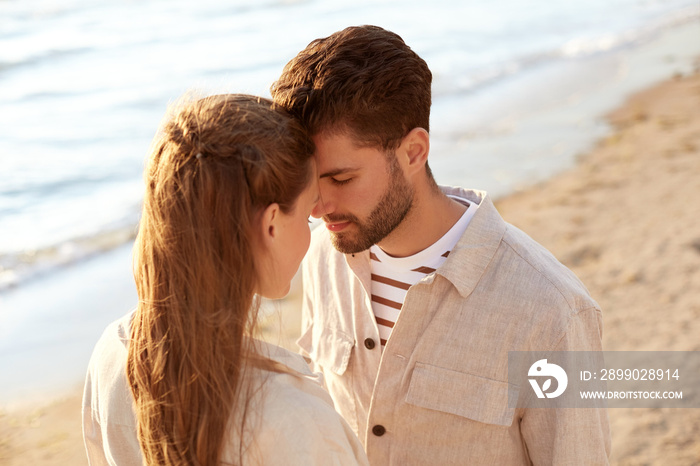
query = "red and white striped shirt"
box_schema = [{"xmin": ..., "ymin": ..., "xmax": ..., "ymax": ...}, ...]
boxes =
[{"xmin": 369, "ymin": 197, "xmax": 476, "ymax": 348}]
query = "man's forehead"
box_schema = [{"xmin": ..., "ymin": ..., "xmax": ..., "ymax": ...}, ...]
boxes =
[
  {"xmin": 313, "ymin": 131, "xmax": 358, "ymax": 169},
  {"xmin": 312, "ymin": 131, "xmax": 386, "ymax": 171}
]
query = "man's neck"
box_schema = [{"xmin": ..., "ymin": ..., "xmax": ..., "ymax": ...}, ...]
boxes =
[{"xmin": 376, "ymin": 186, "xmax": 466, "ymax": 258}]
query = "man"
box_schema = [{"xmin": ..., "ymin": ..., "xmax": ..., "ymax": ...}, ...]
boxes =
[{"xmin": 271, "ymin": 25, "xmax": 610, "ymax": 465}]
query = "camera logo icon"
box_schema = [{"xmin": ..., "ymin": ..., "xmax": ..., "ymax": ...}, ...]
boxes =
[{"xmin": 528, "ymin": 359, "xmax": 568, "ymax": 399}]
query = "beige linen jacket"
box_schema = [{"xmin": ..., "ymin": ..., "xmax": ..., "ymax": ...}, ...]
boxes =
[
  {"xmin": 82, "ymin": 312, "xmax": 369, "ymax": 466},
  {"xmin": 299, "ymin": 187, "xmax": 611, "ymax": 465}
]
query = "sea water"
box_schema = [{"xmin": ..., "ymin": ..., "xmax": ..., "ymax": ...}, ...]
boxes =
[{"xmin": 1, "ymin": 0, "xmax": 699, "ymax": 403}]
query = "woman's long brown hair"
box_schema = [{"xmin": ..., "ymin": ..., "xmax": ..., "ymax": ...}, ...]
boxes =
[{"xmin": 126, "ymin": 94, "xmax": 313, "ymax": 465}]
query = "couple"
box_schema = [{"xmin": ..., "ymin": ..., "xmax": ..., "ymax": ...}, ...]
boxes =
[{"xmin": 83, "ymin": 26, "xmax": 611, "ymax": 465}]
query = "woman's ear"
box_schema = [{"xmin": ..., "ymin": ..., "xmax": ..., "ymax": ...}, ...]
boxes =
[{"xmin": 259, "ymin": 203, "xmax": 280, "ymax": 247}]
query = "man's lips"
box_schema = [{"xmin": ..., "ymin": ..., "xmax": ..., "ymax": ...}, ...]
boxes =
[{"xmin": 325, "ymin": 221, "xmax": 351, "ymax": 232}]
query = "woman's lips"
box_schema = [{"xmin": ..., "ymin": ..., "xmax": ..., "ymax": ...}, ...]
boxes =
[{"xmin": 325, "ymin": 221, "xmax": 351, "ymax": 232}]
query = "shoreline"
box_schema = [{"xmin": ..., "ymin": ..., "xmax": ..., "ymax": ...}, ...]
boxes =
[
  {"xmin": 430, "ymin": 19, "xmax": 700, "ymax": 199},
  {"xmin": 0, "ymin": 242, "xmax": 138, "ymax": 409},
  {"xmin": 2, "ymin": 66, "xmax": 699, "ymax": 465},
  {"xmin": 4, "ymin": 19, "xmax": 700, "ymax": 295}
]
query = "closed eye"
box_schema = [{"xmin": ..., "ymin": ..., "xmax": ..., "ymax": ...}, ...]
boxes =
[{"xmin": 330, "ymin": 177, "xmax": 352, "ymax": 186}]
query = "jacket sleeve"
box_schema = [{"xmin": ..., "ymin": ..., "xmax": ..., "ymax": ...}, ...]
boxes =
[
  {"xmin": 519, "ymin": 307, "xmax": 611, "ymax": 465},
  {"xmin": 83, "ymin": 400, "xmax": 141, "ymax": 466},
  {"xmin": 82, "ymin": 367, "xmax": 140, "ymax": 466},
  {"xmin": 82, "ymin": 321, "xmax": 143, "ymax": 466},
  {"xmin": 82, "ymin": 398, "xmax": 109, "ymax": 466}
]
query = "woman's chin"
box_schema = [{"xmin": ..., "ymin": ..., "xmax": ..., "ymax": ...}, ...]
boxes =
[{"xmin": 258, "ymin": 282, "xmax": 291, "ymax": 301}]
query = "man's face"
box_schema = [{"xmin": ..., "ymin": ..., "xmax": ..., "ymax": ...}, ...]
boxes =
[{"xmin": 311, "ymin": 131, "xmax": 413, "ymax": 254}]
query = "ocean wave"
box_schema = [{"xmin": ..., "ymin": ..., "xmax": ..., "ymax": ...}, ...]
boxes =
[
  {"xmin": 0, "ymin": 171, "xmax": 126, "ymax": 199},
  {"xmin": 0, "ymin": 225, "xmax": 138, "ymax": 292},
  {"xmin": 432, "ymin": 5, "xmax": 700, "ymax": 99},
  {"xmin": 559, "ymin": 6, "xmax": 699, "ymax": 57},
  {"xmin": 0, "ymin": 46, "xmax": 93, "ymax": 77}
]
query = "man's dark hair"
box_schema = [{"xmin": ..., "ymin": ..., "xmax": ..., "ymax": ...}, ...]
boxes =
[{"xmin": 271, "ymin": 25, "xmax": 432, "ymax": 153}]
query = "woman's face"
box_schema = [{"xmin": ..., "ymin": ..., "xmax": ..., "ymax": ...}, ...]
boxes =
[{"xmin": 257, "ymin": 167, "xmax": 320, "ymax": 300}]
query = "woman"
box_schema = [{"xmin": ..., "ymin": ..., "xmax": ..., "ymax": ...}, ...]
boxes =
[{"xmin": 82, "ymin": 94, "xmax": 368, "ymax": 465}]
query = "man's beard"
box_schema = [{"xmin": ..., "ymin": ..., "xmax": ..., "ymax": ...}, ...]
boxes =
[{"xmin": 326, "ymin": 158, "xmax": 414, "ymax": 254}]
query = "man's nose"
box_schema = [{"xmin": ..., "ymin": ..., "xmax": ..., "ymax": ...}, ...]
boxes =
[{"xmin": 311, "ymin": 192, "xmax": 333, "ymax": 219}]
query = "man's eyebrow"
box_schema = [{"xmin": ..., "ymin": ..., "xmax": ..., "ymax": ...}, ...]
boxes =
[{"xmin": 319, "ymin": 168, "xmax": 356, "ymax": 179}]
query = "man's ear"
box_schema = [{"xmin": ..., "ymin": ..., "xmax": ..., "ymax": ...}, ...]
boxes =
[
  {"xmin": 259, "ymin": 203, "xmax": 280, "ymax": 247},
  {"xmin": 399, "ymin": 127, "xmax": 430, "ymax": 176}
]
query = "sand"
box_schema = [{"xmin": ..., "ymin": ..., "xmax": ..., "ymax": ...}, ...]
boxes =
[{"xmin": 2, "ymin": 69, "xmax": 699, "ymax": 465}]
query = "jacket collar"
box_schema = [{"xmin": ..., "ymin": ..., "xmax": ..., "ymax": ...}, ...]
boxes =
[{"xmin": 435, "ymin": 187, "xmax": 506, "ymax": 298}]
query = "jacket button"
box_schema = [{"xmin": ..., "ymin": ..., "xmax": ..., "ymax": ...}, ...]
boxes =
[
  {"xmin": 372, "ymin": 425, "xmax": 386, "ymax": 436},
  {"xmin": 364, "ymin": 338, "xmax": 376, "ymax": 350}
]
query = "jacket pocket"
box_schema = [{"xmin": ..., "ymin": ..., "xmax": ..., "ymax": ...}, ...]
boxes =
[
  {"xmin": 405, "ymin": 362, "xmax": 518, "ymax": 427},
  {"xmin": 297, "ymin": 325, "xmax": 354, "ymax": 376}
]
